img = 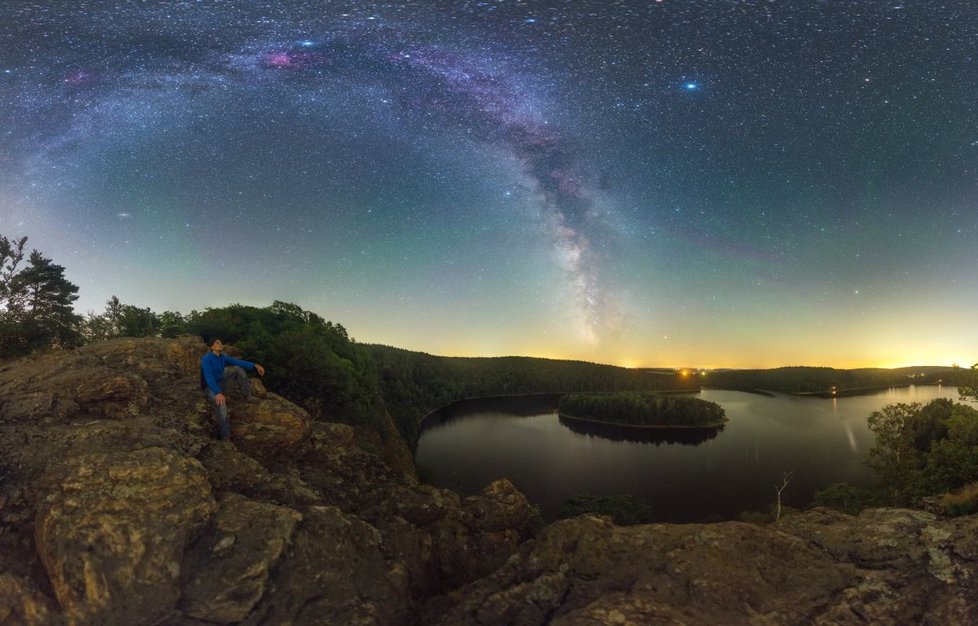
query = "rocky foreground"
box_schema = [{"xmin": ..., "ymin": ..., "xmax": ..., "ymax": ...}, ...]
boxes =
[{"xmin": 0, "ymin": 338, "xmax": 976, "ymax": 625}]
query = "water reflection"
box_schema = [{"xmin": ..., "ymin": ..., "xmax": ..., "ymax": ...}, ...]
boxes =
[
  {"xmin": 421, "ymin": 394, "xmax": 560, "ymax": 432},
  {"xmin": 558, "ymin": 414, "xmax": 724, "ymax": 446}
]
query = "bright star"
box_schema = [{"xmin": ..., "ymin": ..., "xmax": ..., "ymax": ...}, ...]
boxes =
[{"xmin": 684, "ymin": 82, "xmax": 699, "ymax": 91}]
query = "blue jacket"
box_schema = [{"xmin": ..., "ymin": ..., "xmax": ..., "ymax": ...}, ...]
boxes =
[{"xmin": 201, "ymin": 352, "xmax": 255, "ymax": 394}]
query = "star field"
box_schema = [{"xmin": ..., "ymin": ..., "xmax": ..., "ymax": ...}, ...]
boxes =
[{"xmin": 2, "ymin": 1, "xmax": 977, "ymax": 367}]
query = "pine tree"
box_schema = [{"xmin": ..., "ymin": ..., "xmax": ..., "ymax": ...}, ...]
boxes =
[
  {"xmin": 0, "ymin": 237, "xmax": 83, "ymax": 357},
  {"xmin": 0, "ymin": 235, "xmax": 28, "ymax": 310}
]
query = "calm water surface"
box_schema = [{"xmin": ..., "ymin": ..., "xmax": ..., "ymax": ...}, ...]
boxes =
[{"xmin": 415, "ymin": 386, "xmax": 967, "ymax": 522}]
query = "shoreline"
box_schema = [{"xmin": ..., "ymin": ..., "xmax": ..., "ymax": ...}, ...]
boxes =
[
  {"xmin": 706, "ymin": 382, "xmax": 948, "ymax": 399},
  {"xmin": 794, "ymin": 383, "xmax": 947, "ymax": 399}
]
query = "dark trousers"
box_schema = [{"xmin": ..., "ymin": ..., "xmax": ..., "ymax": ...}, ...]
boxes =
[{"xmin": 204, "ymin": 366, "xmax": 252, "ymax": 440}]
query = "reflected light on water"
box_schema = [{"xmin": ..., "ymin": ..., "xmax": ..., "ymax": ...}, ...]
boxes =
[
  {"xmin": 832, "ymin": 397, "xmax": 859, "ymax": 452},
  {"xmin": 843, "ymin": 421, "xmax": 858, "ymax": 453}
]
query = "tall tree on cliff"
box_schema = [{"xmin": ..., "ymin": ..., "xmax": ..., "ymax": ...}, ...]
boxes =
[
  {"xmin": 0, "ymin": 234, "xmax": 28, "ymax": 356},
  {"xmin": 0, "ymin": 235, "xmax": 83, "ymax": 357},
  {"xmin": 0, "ymin": 235, "xmax": 27, "ymax": 296}
]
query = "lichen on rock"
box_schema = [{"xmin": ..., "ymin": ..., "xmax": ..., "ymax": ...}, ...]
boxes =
[
  {"xmin": 33, "ymin": 447, "xmax": 217, "ymax": 625},
  {"xmin": 180, "ymin": 493, "xmax": 302, "ymax": 623}
]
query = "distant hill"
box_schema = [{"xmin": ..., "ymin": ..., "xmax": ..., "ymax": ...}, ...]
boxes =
[{"xmin": 700, "ymin": 365, "xmax": 960, "ymax": 394}]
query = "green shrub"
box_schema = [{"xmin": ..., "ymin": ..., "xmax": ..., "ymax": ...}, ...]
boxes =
[
  {"xmin": 812, "ymin": 483, "xmax": 878, "ymax": 515},
  {"xmin": 939, "ymin": 483, "xmax": 978, "ymax": 516},
  {"xmin": 557, "ymin": 493, "xmax": 652, "ymax": 525}
]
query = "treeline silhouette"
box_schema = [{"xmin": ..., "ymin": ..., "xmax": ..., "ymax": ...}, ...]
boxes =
[
  {"xmin": 704, "ymin": 365, "xmax": 957, "ymax": 394},
  {"xmin": 558, "ymin": 392, "xmax": 726, "ymax": 427}
]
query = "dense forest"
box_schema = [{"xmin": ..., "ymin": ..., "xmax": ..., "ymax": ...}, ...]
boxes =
[{"xmin": 559, "ymin": 392, "xmax": 727, "ymax": 427}]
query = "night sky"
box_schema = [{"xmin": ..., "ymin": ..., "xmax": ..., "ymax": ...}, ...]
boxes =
[{"xmin": 2, "ymin": 1, "xmax": 977, "ymax": 368}]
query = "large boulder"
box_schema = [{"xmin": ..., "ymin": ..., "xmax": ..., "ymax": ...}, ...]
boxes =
[
  {"xmin": 199, "ymin": 393, "xmax": 313, "ymax": 457},
  {"xmin": 244, "ymin": 505, "xmax": 409, "ymax": 626},
  {"xmin": 776, "ymin": 507, "xmax": 978, "ymax": 624},
  {"xmin": 0, "ymin": 336, "xmax": 203, "ymax": 425},
  {"xmin": 180, "ymin": 493, "xmax": 302, "ymax": 623},
  {"xmin": 367, "ymin": 479, "xmax": 539, "ymax": 597},
  {"xmin": 425, "ymin": 508, "xmax": 978, "ymax": 626},
  {"xmin": 427, "ymin": 479, "xmax": 538, "ymax": 586},
  {"xmin": 423, "ymin": 514, "xmax": 859, "ymax": 625},
  {"xmin": 196, "ymin": 441, "xmax": 322, "ymax": 505},
  {"xmin": 279, "ymin": 423, "xmax": 542, "ymax": 596},
  {"xmin": 33, "ymin": 447, "xmax": 217, "ymax": 625}
]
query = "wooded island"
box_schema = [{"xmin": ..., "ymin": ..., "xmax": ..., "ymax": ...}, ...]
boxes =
[{"xmin": 558, "ymin": 392, "xmax": 727, "ymax": 428}]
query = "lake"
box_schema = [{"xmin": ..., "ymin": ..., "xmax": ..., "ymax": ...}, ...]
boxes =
[{"xmin": 415, "ymin": 386, "xmax": 968, "ymax": 522}]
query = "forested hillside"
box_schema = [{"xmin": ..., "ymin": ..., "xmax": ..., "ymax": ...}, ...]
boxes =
[{"xmin": 368, "ymin": 345, "xmax": 700, "ymax": 447}]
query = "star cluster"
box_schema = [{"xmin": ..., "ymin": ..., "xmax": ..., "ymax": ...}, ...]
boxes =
[{"xmin": 1, "ymin": 1, "xmax": 977, "ymax": 367}]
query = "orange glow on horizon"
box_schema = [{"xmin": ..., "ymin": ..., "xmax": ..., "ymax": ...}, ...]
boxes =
[
  {"xmin": 379, "ymin": 340, "xmax": 971, "ymax": 370},
  {"xmin": 360, "ymin": 320, "xmax": 977, "ymax": 371}
]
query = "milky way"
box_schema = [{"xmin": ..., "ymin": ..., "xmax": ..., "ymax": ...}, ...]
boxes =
[{"xmin": 2, "ymin": 1, "xmax": 977, "ymax": 367}]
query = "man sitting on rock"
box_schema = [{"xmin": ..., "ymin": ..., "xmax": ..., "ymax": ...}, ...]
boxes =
[{"xmin": 201, "ymin": 338, "xmax": 266, "ymax": 440}]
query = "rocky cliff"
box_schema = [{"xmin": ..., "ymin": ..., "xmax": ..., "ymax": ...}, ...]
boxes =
[
  {"xmin": 1, "ymin": 337, "xmax": 976, "ymax": 625},
  {"xmin": 0, "ymin": 338, "xmax": 536, "ymax": 625}
]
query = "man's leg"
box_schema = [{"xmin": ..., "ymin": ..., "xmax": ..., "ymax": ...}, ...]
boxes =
[
  {"xmin": 205, "ymin": 388, "xmax": 231, "ymax": 440},
  {"xmin": 222, "ymin": 365, "xmax": 254, "ymax": 401}
]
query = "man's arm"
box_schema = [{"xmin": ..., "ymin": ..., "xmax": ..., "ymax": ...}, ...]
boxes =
[
  {"xmin": 224, "ymin": 356, "xmax": 264, "ymax": 376},
  {"xmin": 224, "ymin": 355, "xmax": 255, "ymax": 371}
]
